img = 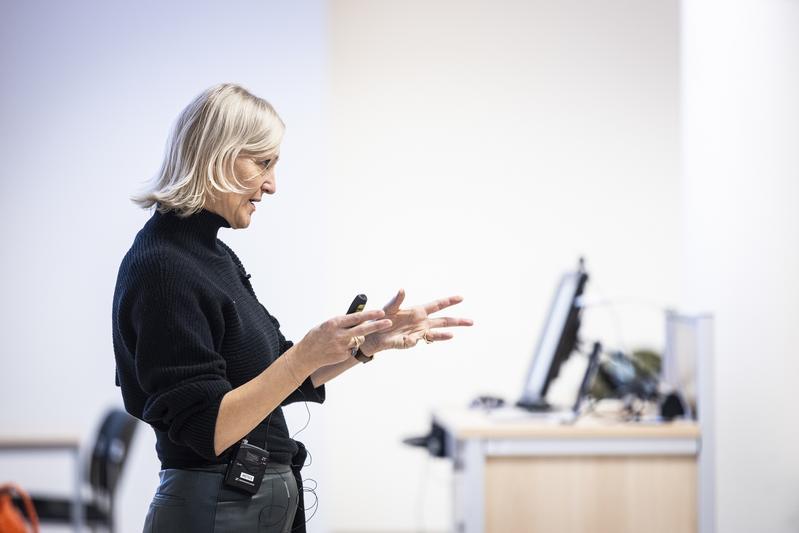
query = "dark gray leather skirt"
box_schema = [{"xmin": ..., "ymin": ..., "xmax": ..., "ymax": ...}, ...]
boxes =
[{"xmin": 143, "ymin": 463, "xmax": 299, "ymax": 533}]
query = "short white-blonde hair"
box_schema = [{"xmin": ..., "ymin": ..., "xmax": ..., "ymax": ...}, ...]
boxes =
[{"xmin": 133, "ymin": 83, "xmax": 285, "ymax": 216}]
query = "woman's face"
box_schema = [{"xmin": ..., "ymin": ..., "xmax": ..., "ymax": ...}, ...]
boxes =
[{"xmin": 206, "ymin": 153, "xmax": 279, "ymax": 229}]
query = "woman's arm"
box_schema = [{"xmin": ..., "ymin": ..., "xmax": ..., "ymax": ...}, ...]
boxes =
[
  {"xmin": 214, "ymin": 346, "xmax": 312, "ymax": 455},
  {"xmin": 213, "ymin": 309, "xmax": 391, "ymax": 456},
  {"xmin": 310, "ymin": 355, "xmax": 361, "ymax": 388},
  {"xmin": 215, "ymin": 290, "xmax": 472, "ymax": 454}
]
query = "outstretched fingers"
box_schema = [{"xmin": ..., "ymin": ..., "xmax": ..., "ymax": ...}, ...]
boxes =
[
  {"xmin": 423, "ymin": 295, "xmax": 465, "ymax": 315},
  {"xmin": 337, "ymin": 309, "xmax": 386, "ymax": 328},
  {"xmin": 428, "ymin": 316, "xmax": 474, "ymax": 329},
  {"xmin": 383, "ymin": 288, "xmax": 405, "ymax": 315},
  {"xmin": 347, "ymin": 318, "xmax": 393, "ymax": 338},
  {"xmin": 423, "ymin": 330, "xmax": 455, "ymax": 342}
]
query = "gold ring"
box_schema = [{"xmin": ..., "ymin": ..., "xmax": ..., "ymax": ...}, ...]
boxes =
[
  {"xmin": 422, "ymin": 330, "xmax": 433, "ymax": 344},
  {"xmin": 351, "ymin": 336, "xmax": 364, "ymax": 349}
]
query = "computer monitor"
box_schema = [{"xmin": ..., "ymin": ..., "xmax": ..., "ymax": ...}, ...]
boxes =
[{"xmin": 517, "ymin": 258, "xmax": 588, "ymax": 411}]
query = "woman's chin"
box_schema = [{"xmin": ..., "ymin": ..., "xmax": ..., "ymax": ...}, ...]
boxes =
[{"xmin": 234, "ymin": 213, "xmax": 252, "ymax": 229}]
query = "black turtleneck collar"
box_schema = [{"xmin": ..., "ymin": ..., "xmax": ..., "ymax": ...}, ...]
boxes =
[{"xmin": 149, "ymin": 207, "xmax": 231, "ymax": 250}]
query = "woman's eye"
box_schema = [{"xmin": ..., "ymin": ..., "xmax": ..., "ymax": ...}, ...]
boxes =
[{"xmin": 260, "ymin": 159, "xmax": 271, "ymax": 169}]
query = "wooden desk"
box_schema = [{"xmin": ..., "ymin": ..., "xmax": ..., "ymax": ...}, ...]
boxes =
[{"xmin": 433, "ymin": 408, "xmax": 700, "ymax": 533}]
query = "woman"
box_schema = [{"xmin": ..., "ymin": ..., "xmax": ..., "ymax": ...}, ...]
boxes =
[{"xmin": 112, "ymin": 83, "xmax": 472, "ymax": 532}]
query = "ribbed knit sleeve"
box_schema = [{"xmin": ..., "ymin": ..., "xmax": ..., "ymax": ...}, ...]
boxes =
[{"xmin": 131, "ymin": 261, "xmax": 232, "ymax": 460}]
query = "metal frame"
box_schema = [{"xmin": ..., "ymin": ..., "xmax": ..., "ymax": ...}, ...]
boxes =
[
  {"xmin": 0, "ymin": 438, "xmax": 83, "ymax": 532},
  {"xmin": 695, "ymin": 315, "xmax": 716, "ymax": 533}
]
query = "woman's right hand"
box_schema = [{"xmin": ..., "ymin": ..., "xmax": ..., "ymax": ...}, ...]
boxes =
[{"xmin": 290, "ymin": 309, "xmax": 393, "ymax": 374}]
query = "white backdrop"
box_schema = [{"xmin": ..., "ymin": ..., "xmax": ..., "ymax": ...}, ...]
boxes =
[{"xmin": 327, "ymin": 1, "xmax": 680, "ymax": 530}]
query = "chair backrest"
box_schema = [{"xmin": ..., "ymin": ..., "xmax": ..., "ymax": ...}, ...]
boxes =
[{"xmin": 87, "ymin": 409, "xmax": 139, "ymax": 499}]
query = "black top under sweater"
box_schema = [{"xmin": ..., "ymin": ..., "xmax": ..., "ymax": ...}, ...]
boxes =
[{"xmin": 112, "ymin": 208, "xmax": 324, "ymax": 469}]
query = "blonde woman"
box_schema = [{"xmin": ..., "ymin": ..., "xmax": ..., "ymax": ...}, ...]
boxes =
[{"xmin": 112, "ymin": 84, "xmax": 472, "ymax": 532}]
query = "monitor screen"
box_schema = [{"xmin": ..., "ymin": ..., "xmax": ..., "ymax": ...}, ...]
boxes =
[{"xmin": 517, "ymin": 259, "xmax": 588, "ymax": 410}]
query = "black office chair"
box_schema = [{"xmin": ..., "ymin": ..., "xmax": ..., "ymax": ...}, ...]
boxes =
[{"xmin": 13, "ymin": 408, "xmax": 139, "ymax": 532}]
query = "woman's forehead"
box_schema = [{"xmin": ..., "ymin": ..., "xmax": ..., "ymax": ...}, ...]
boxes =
[{"xmin": 239, "ymin": 148, "xmax": 280, "ymax": 159}]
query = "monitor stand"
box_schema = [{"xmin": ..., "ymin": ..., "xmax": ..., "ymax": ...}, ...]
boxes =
[
  {"xmin": 517, "ymin": 342, "xmax": 602, "ymax": 415},
  {"xmin": 515, "ymin": 398, "xmax": 552, "ymax": 412}
]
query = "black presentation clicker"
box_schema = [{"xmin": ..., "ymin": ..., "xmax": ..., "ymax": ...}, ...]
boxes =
[{"xmin": 347, "ymin": 294, "xmax": 368, "ymax": 315}]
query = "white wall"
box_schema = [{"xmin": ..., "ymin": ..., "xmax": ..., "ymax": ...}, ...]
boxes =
[
  {"xmin": 0, "ymin": 2, "xmax": 330, "ymax": 532},
  {"xmin": 327, "ymin": 1, "xmax": 680, "ymax": 530},
  {"xmin": 681, "ymin": 1, "xmax": 799, "ymax": 532}
]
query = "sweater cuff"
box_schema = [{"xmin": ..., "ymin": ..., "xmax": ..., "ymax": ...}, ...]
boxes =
[
  {"xmin": 298, "ymin": 376, "xmax": 326, "ymax": 404},
  {"xmin": 166, "ymin": 381, "xmax": 232, "ymax": 460},
  {"xmin": 281, "ymin": 377, "xmax": 326, "ymax": 406}
]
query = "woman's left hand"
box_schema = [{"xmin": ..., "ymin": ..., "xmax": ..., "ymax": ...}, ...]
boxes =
[{"xmin": 358, "ymin": 289, "xmax": 473, "ymax": 356}]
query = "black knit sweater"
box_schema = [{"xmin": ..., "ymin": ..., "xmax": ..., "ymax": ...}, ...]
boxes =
[{"xmin": 112, "ymin": 208, "xmax": 324, "ymax": 469}]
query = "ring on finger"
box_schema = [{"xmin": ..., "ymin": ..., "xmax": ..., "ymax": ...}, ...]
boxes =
[
  {"xmin": 350, "ymin": 335, "xmax": 365, "ymax": 349},
  {"xmin": 422, "ymin": 330, "xmax": 433, "ymax": 344}
]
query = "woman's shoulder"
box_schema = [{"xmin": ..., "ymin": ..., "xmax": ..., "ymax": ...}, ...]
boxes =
[
  {"xmin": 125, "ymin": 233, "xmax": 193, "ymax": 271},
  {"xmin": 117, "ymin": 234, "xmax": 211, "ymax": 295}
]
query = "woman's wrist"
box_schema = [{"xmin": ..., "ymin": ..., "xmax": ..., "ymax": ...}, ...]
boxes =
[
  {"xmin": 359, "ymin": 339, "xmax": 379, "ymax": 358},
  {"xmin": 353, "ymin": 347, "xmax": 374, "ymax": 363},
  {"xmin": 283, "ymin": 346, "xmax": 316, "ymax": 385}
]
